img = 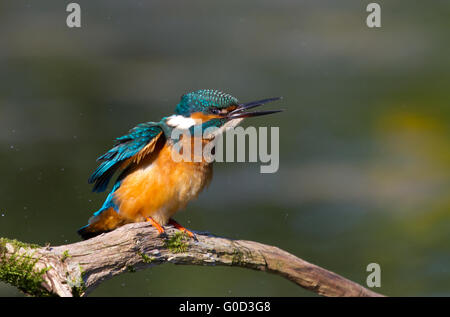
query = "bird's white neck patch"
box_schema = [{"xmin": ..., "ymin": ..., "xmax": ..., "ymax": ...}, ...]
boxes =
[
  {"xmin": 166, "ymin": 115, "xmax": 196, "ymax": 129},
  {"xmin": 166, "ymin": 115, "xmax": 244, "ymax": 140}
]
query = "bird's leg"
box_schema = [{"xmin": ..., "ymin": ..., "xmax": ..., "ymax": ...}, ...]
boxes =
[
  {"xmin": 145, "ymin": 217, "xmax": 166, "ymax": 236},
  {"xmin": 168, "ymin": 218, "xmax": 197, "ymax": 240}
]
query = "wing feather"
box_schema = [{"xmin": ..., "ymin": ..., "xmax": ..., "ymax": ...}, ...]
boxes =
[{"xmin": 88, "ymin": 122, "xmax": 164, "ymax": 192}]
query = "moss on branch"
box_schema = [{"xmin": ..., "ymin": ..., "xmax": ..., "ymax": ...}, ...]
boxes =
[{"xmin": 0, "ymin": 238, "xmax": 52, "ymax": 297}]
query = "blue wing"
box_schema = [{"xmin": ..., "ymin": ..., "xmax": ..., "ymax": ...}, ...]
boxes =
[{"xmin": 88, "ymin": 122, "xmax": 164, "ymax": 192}]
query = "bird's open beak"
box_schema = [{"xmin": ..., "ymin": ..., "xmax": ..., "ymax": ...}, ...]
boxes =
[{"xmin": 227, "ymin": 97, "xmax": 283, "ymax": 119}]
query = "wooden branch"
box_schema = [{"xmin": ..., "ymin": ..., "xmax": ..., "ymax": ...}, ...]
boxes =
[{"xmin": 0, "ymin": 222, "xmax": 383, "ymax": 297}]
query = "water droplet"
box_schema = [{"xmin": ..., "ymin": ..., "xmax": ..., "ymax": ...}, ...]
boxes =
[{"xmin": 1, "ymin": 214, "xmax": 5, "ymax": 217}]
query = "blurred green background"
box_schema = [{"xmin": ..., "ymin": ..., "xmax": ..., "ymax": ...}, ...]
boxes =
[{"xmin": 1, "ymin": 0, "xmax": 449, "ymax": 296}]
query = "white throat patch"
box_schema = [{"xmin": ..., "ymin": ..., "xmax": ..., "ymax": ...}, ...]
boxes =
[{"xmin": 166, "ymin": 115, "xmax": 196, "ymax": 129}]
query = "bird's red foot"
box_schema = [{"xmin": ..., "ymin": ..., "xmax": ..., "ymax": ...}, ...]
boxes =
[
  {"xmin": 145, "ymin": 217, "xmax": 166, "ymax": 236},
  {"xmin": 168, "ymin": 218, "xmax": 197, "ymax": 240}
]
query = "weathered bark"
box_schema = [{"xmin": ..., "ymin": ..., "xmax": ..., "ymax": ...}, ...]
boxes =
[{"xmin": 0, "ymin": 222, "xmax": 383, "ymax": 297}]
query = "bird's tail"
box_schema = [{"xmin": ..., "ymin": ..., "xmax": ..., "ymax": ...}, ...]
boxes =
[
  {"xmin": 77, "ymin": 224, "xmax": 104, "ymax": 240},
  {"xmin": 77, "ymin": 208, "xmax": 127, "ymax": 240}
]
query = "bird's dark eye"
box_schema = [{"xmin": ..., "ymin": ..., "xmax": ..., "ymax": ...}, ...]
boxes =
[{"xmin": 210, "ymin": 108, "xmax": 221, "ymax": 114}]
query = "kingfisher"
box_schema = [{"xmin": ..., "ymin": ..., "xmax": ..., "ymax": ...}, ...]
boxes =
[{"xmin": 77, "ymin": 89, "xmax": 282, "ymax": 240}]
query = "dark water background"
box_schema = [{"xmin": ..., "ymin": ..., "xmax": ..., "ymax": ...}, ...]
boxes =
[{"xmin": 1, "ymin": 0, "xmax": 449, "ymax": 296}]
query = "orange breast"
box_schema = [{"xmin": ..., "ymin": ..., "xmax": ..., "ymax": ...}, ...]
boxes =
[{"xmin": 113, "ymin": 140, "xmax": 213, "ymax": 225}]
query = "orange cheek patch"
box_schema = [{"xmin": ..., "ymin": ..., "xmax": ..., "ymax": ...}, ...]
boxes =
[
  {"xmin": 225, "ymin": 105, "xmax": 238, "ymax": 112},
  {"xmin": 190, "ymin": 112, "xmax": 222, "ymax": 123}
]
